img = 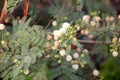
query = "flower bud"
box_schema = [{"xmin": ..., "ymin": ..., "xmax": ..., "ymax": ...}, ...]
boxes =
[
  {"xmin": 52, "ymin": 20, "xmax": 57, "ymax": 26},
  {"xmin": 88, "ymin": 34, "xmax": 94, "ymax": 39},
  {"xmin": 76, "ymin": 48, "xmax": 81, "ymax": 52},
  {"xmin": 82, "ymin": 15, "xmax": 90, "ymax": 23},
  {"xmin": 110, "ymin": 16, "xmax": 115, "ymax": 22},
  {"xmin": 73, "ymin": 53, "xmax": 79, "ymax": 59},
  {"xmin": 93, "ymin": 16, "xmax": 101, "ymax": 21},
  {"xmin": 112, "ymin": 51, "xmax": 118, "ymax": 57},
  {"xmin": 24, "ymin": 69, "xmax": 30, "ymax": 75},
  {"xmin": 66, "ymin": 55, "xmax": 72, "ymax": 62},
  {"xmin": 84, "ymin": 29, "xmax": 89, "ymax": 35},
  {"xmin": 0, "ymin": 24, "xmax": 5, "ymax": 30},
  {"xmin": 93, "ymin": 69, "xmax": 99, "ymax": 76},
  {"xmin": 90, "ymin": 21, "xmax": 96, "ymax": 26},
  {"xmin": 72, "ymin": 64, "xmax": 79, "ymax": 70},
  {"xmin": 47, "ymin": 34, "xmax": 52, "ymax": 40},
  {"xmin": 105, "ymin": 16, "xmax": 110, "ymax": 22},
  {"xmin": 1, "ymin": 40, "xmax": 7, "ymax": 46},
  {"xmin": 81, "ymin": 30, "xmax": 85, "ymax": 35},
  {"xmin": 59, "ymin": 49, "xmax": 66, "ymax": 56}
]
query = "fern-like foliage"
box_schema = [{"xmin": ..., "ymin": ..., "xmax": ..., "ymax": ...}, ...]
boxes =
[
  {"xmin": 0, "ymin": 18, "xmax": 94, "ymax": 80},
  {"xmin": 7, "ymin": 0, "xmax": 23, "ymax": 13}
]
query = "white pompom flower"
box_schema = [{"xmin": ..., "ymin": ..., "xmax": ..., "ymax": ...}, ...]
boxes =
[
  {"xmin": 66, "ymin": 55, "xmax": 72, "ymax": 62},
  {"xmin": 62, "ymin": 22, "xmax": 70, "ymax": 29},
  {"xmin": 93, "ymin": 16, "xmax": 101, "ymax": 21},
  {"xmin": 52, "ymin": 20, "xmax": 57, "ymax": 26},
  {"xmin": 59, "ymin": 28, "xmax": 67, "ymax": 34},
  {"xmin": 24, "ymin": 69, "xmax": 30, "ymax": 75},
  {"xmin": 59, "ymin": 49, "xmax": 66, "ymax": 56},
  {"xmin": 90, "ymin": 21, "xmax": 96, "ymax": 26},
  {"xmin": 72, "ymin": 64, "xmax": 79, "ymax": 70},
  {"xmin": 0, "ymin": 24, "xmax": 5, "ymax": 30},
  {"xmin": 73, "ymin": 53, "xmax": 79, "ymax": 59},
  {"xmin": 83, "ymin": 49, "xmax": 88, "ymax": 53},
  {"xmin": 119, "ymin": 38, "xmax": 120, "ymax": 42},
  {"xmin": 53, "ymin": 30, "xmax": 62, "ymax": 37},
  {"xmin": 112, "ymin": 51, "xmax": 118, "ymax": 57},
  {"xmin": 82, "ymin": 15, "xmax": 90, "ymax": 23},
  {"xmin": 93, "ymin": 69, "xmax": 99, "ymax": 76}
]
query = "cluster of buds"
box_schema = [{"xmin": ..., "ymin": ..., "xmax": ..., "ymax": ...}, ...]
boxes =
[{"xmin": 110, "ymin": 37, "xmax": 119, "ymax": 57}]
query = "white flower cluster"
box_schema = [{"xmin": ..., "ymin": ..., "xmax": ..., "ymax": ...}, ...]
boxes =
[
  {"xmin": 65, "ymin": 52, "xmax": 79, "ymax": 62},
  {"xmin": 53, "ymin": 22, "xmax": 70, "ymax": 40},
  {"xmin": 65, "ymin": 53, "xmax": 80, "ymax": 70}
]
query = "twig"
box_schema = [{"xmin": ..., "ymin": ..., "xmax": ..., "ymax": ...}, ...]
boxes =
[
  {"xmin": 47, "ymin": 0, "xmax": 55, "ymax": 7},
  {"xmin": 77, "ymin": 40, "xmax": 120, "ymax": 44},
  {"xmin": 44, "ymin": 18, "xmax": 54, "ymax": 30}
]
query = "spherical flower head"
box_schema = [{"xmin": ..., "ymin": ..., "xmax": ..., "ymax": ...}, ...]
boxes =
[
  {"xmin": 76, "ymin": 48, "xmax": 81, "ymax": 52},
  {"xmin": 0, "ymin": 24, "xmax": 5, "ymax": 30},
  {"xmin": 54, "ymin": 36, "xmax": 59, "ymax": 41},
  {"xmin": 93, "ymin": 69, "xmax": 99, "ymax": 76},
  {"xmin": 62, "ymin": 22, "xmax": 70, "ymax": 29},
  {"xmin": 59, "ymin": 28, "xmax": 66, "ymax": 34},
  {"xmin": 52, "ymin": 20, "xmax": 57, "ymax": 26},
  {"xmin": 90, "ymin": 21, "xmax": 96, "ymax": 26},
  {"xmin": 59, "ymin": 49, "xmax": 66, "ymax": 56},
  {"xmin": 83, "ymin": 49, "xmax": 88, "ymax": 53},
  {"xmin": 53, "ymin": 30, "xmax": 62, "ymax": 37},
  {"xmin": 13, "ymin": 59, "xmax": 18, "ymax": 63},
  {"xmin": 54, "ymin": 41, "xmax": 60, "ymax": 47},
  {"xmin": 88, "ymin": 34, "xmax": 94, "ymax": 39},
  {"xmin": 82, "ymin": 15, "xmax": 90, "ymax": 23},
  {"xmin": 47, "ymin": 34, "xmax": 52, "ymax": 40},
  {"xmin": 112, "ymin": 37, "xmax": 117, "ymax": 43},
  {"xmin": 81, "ymin": 30, "xmax": 85, "ymax": 35},
  {"xmin": 112, "ymin": 51, "xmax": 118, "ymax": 57},
  {"xmin": 24, "ymin": 69, "xmax": 30, "ymax": 75},
  {"xmin": 66, "ymin": 55, "xmax": 72, "ymax": 62},
  {"xmin": 118, "ymin": 15, "xmax": 120, "ymax": 19},
  {"xmin": 105, "ymin": 16, "xmax": 110, "ymax": 22},
  {"xmin": 93, "ymin": 16, "xmax": 101, "ymax": 21},
  {"xmin": 84, "ymin": 29, "xmax": 89, "ymax": 35},
  {"xmin": 110, "ymin": 16, "xmax": 115, "ymax": 22},
  {"xmin": 1, "ymin": 40, "xmax": 7, "ymax": 46},
  {"xmin": 72, "ymin": 64, "xmax": 79, "ymax": 70},
  {"xmin": 73, "ymin": 53, "xmax": 79, "ymax": 59}
]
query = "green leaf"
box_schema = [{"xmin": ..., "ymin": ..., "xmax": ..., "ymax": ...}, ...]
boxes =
[
  {"xmin": 65, "ymin": 72, "xmax": 80, "ymax": 80},
  {"xmin": 48, "ymin": 66, "xmax": 62, "ymax": 80}
]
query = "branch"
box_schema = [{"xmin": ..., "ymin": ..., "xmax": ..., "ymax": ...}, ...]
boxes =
[
  {"xmin": 77, "ymin": 40, "xmax": 120, "ymax": 44},
  {"xmin": 0, "ymin": 0, "xmax": 7, "ymax": 23}
]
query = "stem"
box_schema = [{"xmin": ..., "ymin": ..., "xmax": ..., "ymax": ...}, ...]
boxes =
[{"xmin": 2, "ymin": 31, "xmax": 4, "ymax": 41}]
